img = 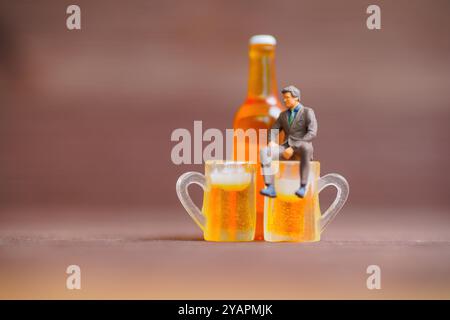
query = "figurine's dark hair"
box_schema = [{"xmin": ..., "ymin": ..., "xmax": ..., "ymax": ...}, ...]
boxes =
[{"xmin": 281, "ymin": 85, "xmax": 301, "ymax": 100}]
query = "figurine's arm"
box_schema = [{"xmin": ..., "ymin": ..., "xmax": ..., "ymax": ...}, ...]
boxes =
[
  {"xmin": 302, "ymin": 109, "xmax": 318, "ymax": 142},
  {"xmin": 268, "ymin": 116, "xmax": 282, "ymax": 144}
]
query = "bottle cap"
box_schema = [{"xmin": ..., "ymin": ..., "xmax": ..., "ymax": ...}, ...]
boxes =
[{"xmin": 249, "ymin": 35, "xmax": 277, "ymax": 45}]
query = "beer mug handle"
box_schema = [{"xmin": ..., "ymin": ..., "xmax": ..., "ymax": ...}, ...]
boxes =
[
  {"xmin": 176, "ymin": 172, "xmax": 206, "ymax": 231},
  {"xmin": 318, "ymin": 173, "xmax": 349, "ymax": 233}
]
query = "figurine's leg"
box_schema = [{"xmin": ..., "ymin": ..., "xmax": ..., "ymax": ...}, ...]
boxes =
[
  {"xmin": 259, "ymin": 146, "xmax": 273, "ymax": 185},
  {"xmin": 259, "ymin": 145, "xmax": 285, "ymax": 197},
  {"xmin": 259, "ymin": 145, "xmax": 285, "ymax": 184},
  {"xmin": 299, "ymin": 145, "xmax": 312, "ymax": 186},
  {"xmin": 294, "ymin": 143, "xmax": 313, "ymax": 198}
]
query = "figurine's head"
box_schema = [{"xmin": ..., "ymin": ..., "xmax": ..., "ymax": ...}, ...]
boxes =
[{"xmin": 281, "ymin": 85, "xmax": 301, "ymax": 108}]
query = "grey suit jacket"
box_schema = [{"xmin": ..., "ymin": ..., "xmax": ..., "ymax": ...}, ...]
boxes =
[{"xmin": 269, "ymin": 104, "xmax": 318, "ymax": 148}]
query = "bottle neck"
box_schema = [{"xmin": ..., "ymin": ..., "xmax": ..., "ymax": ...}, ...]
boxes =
[{"xmin": 246, "ymin": 44, "xmax": 278, "ymax": 101}]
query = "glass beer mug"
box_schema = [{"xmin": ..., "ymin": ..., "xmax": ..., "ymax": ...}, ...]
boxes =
[
  {"xmin": 264, "ymin": 161, "xmax": 349, "ymax": 242},
  {"xmin": 176, "ymin": 161, "xmax": 256, "ymax": 241}
]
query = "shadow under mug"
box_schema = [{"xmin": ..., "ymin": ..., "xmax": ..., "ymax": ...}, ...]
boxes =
[
  {"xmin": 176, "ymin": 161, "xmax": 256, "ymax": 242},
  {"xmin": 264, "ymin": 161, "xmax": 349, "ymax": 242}
]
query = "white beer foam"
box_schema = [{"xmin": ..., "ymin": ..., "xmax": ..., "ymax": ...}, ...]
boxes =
[{"xmin": 210, "ymin": 167, "xmax": 251, "ymax": 189}]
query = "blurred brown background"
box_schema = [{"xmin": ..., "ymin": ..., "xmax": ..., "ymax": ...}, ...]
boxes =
[
  {"xmin": 0, "ymin": 0, "xmax": 449, "ymax": 210},
  {"xmin": 0, "ymin": 0, "xmax": 449, "ymax": 299}
]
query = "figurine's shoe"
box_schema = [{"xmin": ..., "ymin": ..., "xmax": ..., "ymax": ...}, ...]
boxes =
[
  {"xmin": 295, "ymin": 186, "xmax": 307, "ymax": 198},
  {"xmin": 260, "ymin": 184, "xmax": 277, "ymax": 198}
]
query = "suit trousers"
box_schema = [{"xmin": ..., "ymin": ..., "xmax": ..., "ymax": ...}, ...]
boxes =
[{"xmin": 259, "ymin": 142, "xmax": 313, "ymax": 186}]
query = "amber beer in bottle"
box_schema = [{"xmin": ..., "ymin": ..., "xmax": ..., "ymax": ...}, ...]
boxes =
[{"xmin": 233, "ymin": 35, "xmax": 285, "ymax": 240}]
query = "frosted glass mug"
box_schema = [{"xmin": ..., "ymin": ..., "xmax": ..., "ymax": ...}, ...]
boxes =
[
  {"xmin": 264, "ymin": 161, "xmax": 349, "ymax": 242},
  {"xmin": 176, "ymin": 161, "xmax": 256, "ymax": 242}
]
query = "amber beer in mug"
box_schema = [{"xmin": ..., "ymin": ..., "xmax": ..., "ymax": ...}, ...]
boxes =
[
  {"xmin": 233, "ymin": 35, "xmax": 285, "ymax": 240},
  {"xmin": 264, "ymin": 161, "xmax": 349, "ymax": 242},
  {"xmin": 176, "ymin": 161, "xmax": 256, "ymax": 241}
]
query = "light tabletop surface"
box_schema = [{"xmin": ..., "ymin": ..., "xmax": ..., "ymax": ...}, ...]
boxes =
[{"xmin": 0, "ymin": 206, "xmax": 449, "ymax": 299}]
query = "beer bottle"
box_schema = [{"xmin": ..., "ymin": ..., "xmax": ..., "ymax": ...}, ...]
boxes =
[{"xmin": 233, "ymin": 35, "xmax": 285, "ymax": 240}]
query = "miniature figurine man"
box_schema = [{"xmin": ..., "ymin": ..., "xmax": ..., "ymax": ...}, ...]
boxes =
[{"xmin": 260, "ymin": 85, "xmax": 318, "ymax": 198}]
